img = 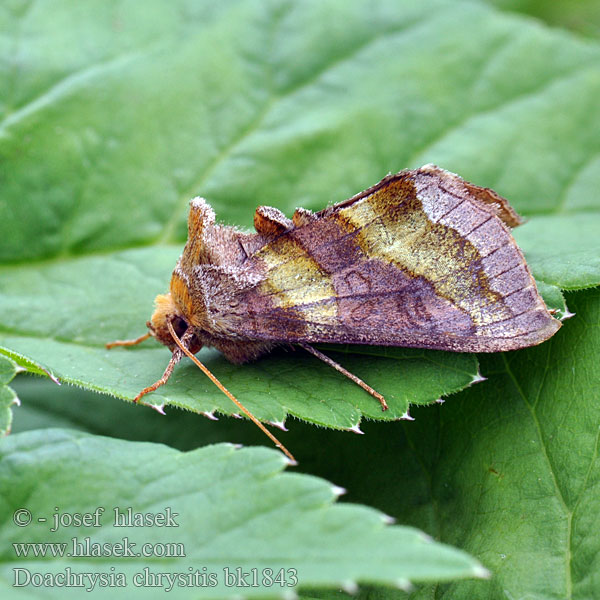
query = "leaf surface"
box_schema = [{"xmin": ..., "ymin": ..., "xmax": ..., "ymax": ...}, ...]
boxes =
[
  {"xmin": 0, "ymin": 429, "xmax": 485, "ymax": 598},
  {"xmin": 8, "ymin": 287, "xmax": 600, "ymax": 599}
]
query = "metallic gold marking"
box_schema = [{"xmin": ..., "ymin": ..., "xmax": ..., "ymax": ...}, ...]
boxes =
[
  {"xmin": 256, "ymin": 237, "xmax": 338, "ymax": 323},
  {"xmin": 338, "ymin": 181, "xmax": 512, "ymax": 328}
]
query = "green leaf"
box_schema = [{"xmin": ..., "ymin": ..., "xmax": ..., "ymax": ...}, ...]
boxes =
[
  {"xmin": 515, "ymin": 214, "xmax": 600, "ymax": 290},
  {"xmin": 8, "ymin": 286, "xmax": 600, "ymax": 599},
  {"xmin": 286, "ymin": 287, "xmax": 600, "ymax": 600},
  {"xmin": 535, "ymin": 280, "xmax": 571, "ymax": 322},
  {"xmin": 397, "ymin": 286, "xmax": 600, "ymax": 599},
  {"xmin": 3, "ymin": 0, "xmax": 597, "ymax": 428},
  {"xmin": 0, "ymin": 429, "xmax": 485, "ymax": 598},
  {"xmin": 0, "ymin": 355, "xmax": 19, "ymax": 436}
]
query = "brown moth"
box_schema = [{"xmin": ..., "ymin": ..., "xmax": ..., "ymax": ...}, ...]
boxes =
[{"xmin": 108, "ymin": 165, "xmax": 561, "ymax": 461}]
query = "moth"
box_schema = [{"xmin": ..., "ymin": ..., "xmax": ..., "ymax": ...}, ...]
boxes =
[{"xmin": 109, "ymin": 165, "xmax": 560, "ymax": 461}]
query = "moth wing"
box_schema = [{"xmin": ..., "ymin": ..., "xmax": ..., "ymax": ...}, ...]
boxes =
[{"xmin": 233, "ymin": 166, "xmax": 559, "ymax": 352}]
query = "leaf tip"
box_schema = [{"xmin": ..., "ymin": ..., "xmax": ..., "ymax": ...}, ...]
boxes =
[
  {"xmin": 472, "ymin": 564, "xmax": 492, "ymax": 579},
  {"xmin": 268, "ymin": 419, "xmax": 288, "ymax": 431},
  {"xmin": 394, "ymin": 578, "xmax": 413, "ymax": 592},
  {"xmin": 283, "ymin": 455, "xmax": 298, "ymax": 468},
  {"xmin": 559, "ymin": 307, "xmax": 576, "ymax": 321},
  {"xmin": 470, "ymin": 372, "xmax": 487, "ymax": 386},
  {"xmin": 400, "ymin": 410, "xmax": 415, "ymax": 421},
  {"xmin": 36, "ymin": 363, "xmax": 61, "ymax": 385},
  {"xmin": 340, "ymin": 579, "xmax": 359, "ymax": 594},
  {"xmin": 331, "ymin": 485, "xmax": 347, "ymax": 497},
  {"xmin": 435, "ymin": 397, "xmax": 445, "ymax": 404},
  {"xmin": 347, "ymin": 423, "xmax": 364, "ymax": 435},
  {"xmin": 146, "ymin": 402, "xmax": 166, "ymax": 415}
]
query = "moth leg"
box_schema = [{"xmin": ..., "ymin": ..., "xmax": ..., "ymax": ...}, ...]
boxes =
[
  {"xmin": 133, "ymin": 349, "xmax": 182, "ymax": 403},
  {"xmin": 298, "ymin": 343, "xmax": 388, "ymax": 411},
  {"xmin": 106, "ymin": 332, "xmax": 151, "ymax": 349}
]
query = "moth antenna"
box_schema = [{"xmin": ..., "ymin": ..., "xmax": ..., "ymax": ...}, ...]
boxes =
[
  {"xmin": 299, "ymin": 343, "xmax": 388, "ymax": 411},
  {"xmin": 166, "ymin": 320, "xmax": 296, "ymax": 464},
  {"xmin": 106, "ymin": 332, "xmax": 152, "ymax": 349},
  {"xmin": 133, "ymin": 349, "xmax": 182, "ymax": 403}
]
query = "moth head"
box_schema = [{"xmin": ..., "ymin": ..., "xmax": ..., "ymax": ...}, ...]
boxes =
[{"xmin": 148, "ymin": 293, "xmax": 202, "ymax": 354}]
